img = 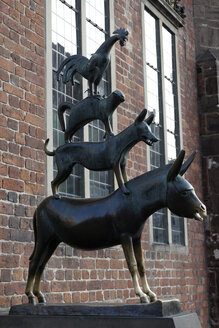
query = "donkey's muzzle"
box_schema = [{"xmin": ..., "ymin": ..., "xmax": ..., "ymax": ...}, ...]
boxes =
[{"xmin": 194, "ymin": 203, "xmax": 207, "ymax": 221}]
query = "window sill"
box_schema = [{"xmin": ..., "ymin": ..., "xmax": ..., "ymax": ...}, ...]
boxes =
[{"xmin": 151, "ymin": 242, "xmax": 189, "ymax": 254}]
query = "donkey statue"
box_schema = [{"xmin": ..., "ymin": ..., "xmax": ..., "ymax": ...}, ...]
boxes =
[{"xmin": 25, "ymin": 150, "xmax": 206, "ymax": 305}]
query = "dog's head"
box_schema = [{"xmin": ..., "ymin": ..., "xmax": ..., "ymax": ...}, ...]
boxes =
[{"xmin": 134, "ymin": 109, "xmax": 159, "ymax": 146}]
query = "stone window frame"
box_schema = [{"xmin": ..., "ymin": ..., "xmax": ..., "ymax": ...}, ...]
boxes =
[
  {"xmin": 141, "ymin": 0, "xmax": 188, "ymax": 250},
  {"xmin": 45, "ymin": 0, "xmax": 116, "ymax": 198}
]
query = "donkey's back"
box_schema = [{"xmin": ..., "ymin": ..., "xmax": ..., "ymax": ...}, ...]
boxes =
[{"xmin": 35, "ymin": 193, "xmax": 142, "ymax": 250}]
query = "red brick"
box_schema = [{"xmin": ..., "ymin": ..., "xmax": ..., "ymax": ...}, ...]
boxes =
[
  {"xmin": 2, "ymin": 105, "xmax": 25, "ymax": 120},
  {"xmin": 3, "ymin": 153, "xmax": 24, "ymax": 167},
  {"xmin": 0, "ymin": 126, "xmax": 14, "ymax": 141},
  {"xmin": 15, "ymin": 133, "xmax": 25, "ymax": 145},
  {"xmin": 0, "ymin": 68, "xmax": 9, "ymax": 82},
  {"xmin": 15, "ymin": 1, "xmax": 24, "ymax": 14},
  {"xmin": 3, "ymin": 16, "xmax": 25, "ymax": 35},
  {"xmin": 25, "ymin": 29, "xmax": 44, "ymax": 47},
  {"xmin": 15, "ymin": 66, "xmax": 24, "ymax": 78},
  {"xmin": 0, "ymin": 57, "xmax": 14, "ymax": 73},
  {"xmin": 25, "ymin": 112, "xmax": 44, "ymax": 128},
  {"xmin": 25, "ymin": 92, "xmax": 44, "ymax": 106},
  {"xmin": 0, "ymin": 1, "xmax": 10, "ymax": 14},
  {"xmin": 9, "ymin": 8, "xmax": 20, "ymax": 22},
  {"xmin": 0, "ymin": 91, "xmax": 7, "ymax": 103},
  {"xmin": 3, "ymin": 83, "xmax": 24, "ymax": 99},
  {"xmin": 3, "ymin": 178, "xmax": 24, "ymax": 192},
  {"xmin": 9, "ymin": 166, "xmax": 19, "ymax": 178}
]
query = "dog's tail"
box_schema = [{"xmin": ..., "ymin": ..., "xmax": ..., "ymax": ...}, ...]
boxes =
[
  {"xmin": 58, "ymin": 102, "xmax": 73, "ymax": 132},
  {"xmin": 44, "ymin": 138, "xmax": 55, "ymax": 156}
]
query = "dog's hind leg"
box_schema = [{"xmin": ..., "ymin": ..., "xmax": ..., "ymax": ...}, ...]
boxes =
[{"xmin": 120, "ymin": 162, "xmax": 128, "ymax": 183}]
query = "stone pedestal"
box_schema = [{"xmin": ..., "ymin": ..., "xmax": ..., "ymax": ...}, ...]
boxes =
[{"xmin": 0, "ymin": 301, "xmax": 202, "ymax": 328}]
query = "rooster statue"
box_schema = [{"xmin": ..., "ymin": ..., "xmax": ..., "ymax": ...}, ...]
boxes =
[{"xmin": 56, "ymin": 28, "xmax": 128, "ymax": 96}]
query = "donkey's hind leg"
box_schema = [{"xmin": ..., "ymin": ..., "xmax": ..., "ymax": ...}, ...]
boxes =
[
  {"xmin": 133, "ymin": 239, "xmax": 157, "ymax": 302},
  {"xmin": 25, "ymin": 239, "xmax": 50, "ymax": 304},
  {"xmin": 33, "ymin": 239, "xmax": 59, "ymax": 303}
]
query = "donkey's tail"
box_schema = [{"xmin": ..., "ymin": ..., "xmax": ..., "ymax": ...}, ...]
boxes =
[
  {"xmin": 29, "ymin": 211, "xmax": 37, "ymax": 261},
  {"xmin": 44, "ymin": 138, "xmax": 55, "ymax": 156},
  {"xmin": 58, "ymin": 102, "xmax": 73, "ymax": 132}
]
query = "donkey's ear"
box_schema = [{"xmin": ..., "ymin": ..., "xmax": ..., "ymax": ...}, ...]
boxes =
[
  {"xmin": 145, "ymin": 113, "xmax": 154, "ymax": 125},
  {"xmin": 135, "ymin": 109, "xmax": 147, "ymax": 125},
  {"xmin": 167, "ymin": 150, "xmax": 185, "ymax": 182},
  {"xmin": 180, "ymin": 151, "xmax": 197, "ymax": 176}
]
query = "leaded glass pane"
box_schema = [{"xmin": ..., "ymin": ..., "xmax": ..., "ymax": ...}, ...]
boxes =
[
  {"xmin": 145, "ymin": 9, "xmax": 167, "ymax": 243},
  {"xmin": 85, "ymin": 0, "xmax": 113, "ymax": 197},
  {"xmin": 171, "ymin": 214, "xmax": 185, "ymax": 245},
  {"xmin": 52, "ymin": 0, "xmax": 83, "ymax": 198}
]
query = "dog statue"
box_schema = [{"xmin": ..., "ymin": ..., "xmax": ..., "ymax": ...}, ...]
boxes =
[
  {"xmin": 45, "ymin": 109, "xmax": 158, "ymax": 197},
  {"xmin": 58, "ymin": 90, "xmax": 125, "ymax": 142}
]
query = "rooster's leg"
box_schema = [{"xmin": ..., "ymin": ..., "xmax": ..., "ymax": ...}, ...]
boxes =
[{"xmin": 94, "ymin": 83, "xmax": 98, "ymax": 95}]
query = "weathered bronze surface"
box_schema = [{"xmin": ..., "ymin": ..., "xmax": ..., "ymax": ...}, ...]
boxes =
[
  {"xmin": 58, "ymin": 90, "xmax": 125, "ymax": 142},
  {"xmin": 45, "ymin": 109, "xmax": 158, "ymax": 196},
  {"xmin": 2, "ymin": 312, "xmax": 202, "ymax": 328},
  {"xmin": 56, "ymin": 28, "xmax": 128, "ymax": 96},
  {"xmin": 25, "ymin": 150, "xmax": 206, "ymax": 305},
  {"xmin": 9, "ymin": 299, "xmax": 181, "ymax": 317}
]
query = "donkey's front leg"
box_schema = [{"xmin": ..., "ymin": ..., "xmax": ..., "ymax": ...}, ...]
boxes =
[
  {"xmin": 133, "ymin": 239, "xmax": 157, "ymax": 302},
  {"xmin": 121, "ymin": 235, "xmax": 149, "ymax": 303}
]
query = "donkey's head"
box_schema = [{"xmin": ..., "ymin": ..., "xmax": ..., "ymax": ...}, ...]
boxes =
[
  {"xmin": 166, "ymin": 150, "xmax": 207, "ymax": 221},
  {"xmin": 134, "ymin": 109, "xmax": 159, "ymax": 146}
]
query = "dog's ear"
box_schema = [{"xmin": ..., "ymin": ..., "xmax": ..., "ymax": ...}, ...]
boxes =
[
  {"xmin": 145, "ymin": 113, "xmax": 154, "ymax": 126},
  {"xmin": 135, "ymin": 109, "xmax": 147, "ymax": 125}
]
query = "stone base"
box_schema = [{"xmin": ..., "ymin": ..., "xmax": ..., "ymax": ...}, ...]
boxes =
[
  {"xmin": 9, "ymin": 299, "xmax": 181, "ymax": 317},
  {"xmin": 0, "ymin": 301, "xmax": 202, "ymax": 328},
  {"xmin": 0, "ymin": 312, "xmax": 202, "ymax": 328}
]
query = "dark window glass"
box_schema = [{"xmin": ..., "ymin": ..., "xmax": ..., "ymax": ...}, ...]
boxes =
[
  {"xmin": 145, "ymin": 8, "xmax": 184, "ymax": 245},
  {"xmin": 52, "ymin": 0, "xmax": 84, "ymax": 198}
]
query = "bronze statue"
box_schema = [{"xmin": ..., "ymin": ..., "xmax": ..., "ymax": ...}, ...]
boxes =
[
  {"xmin": 44, "ymin": 109, "xmax": 158, "ymax": 197},
  {"xmin": 58, "ymin": 90, "xmax": 125, "ymax": 142},
  {"xmin": 56, "ymin": 28, "xmax": 129, "ymax": 96},
  {"xmin": 25, "ymin": 150, "xmax": 206, "ymax": 305}
]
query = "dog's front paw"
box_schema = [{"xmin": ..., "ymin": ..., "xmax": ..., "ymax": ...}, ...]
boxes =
[
  {"xmin": 121, "ymin": 185, "xmax": 130, "ymax": 195},
  {"xmin": 53, "ymin": 193, "xmax": 60, "ymax": 199}
]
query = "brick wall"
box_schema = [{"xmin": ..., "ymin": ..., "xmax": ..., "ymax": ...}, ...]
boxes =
[
  {"xmin": 114, "ymin": 0, "xmax": 209, "ymax": 327},
  {"xmin": 0, "ymin": 1, "xmax": 210, "ymax": 327},
  {"xmin": 0, "ymin": 0, "xmax": 46, "ymax": 306},
  {"xmin": 193, "ymin": 1, "xmax": 219, "ymax": 327}
]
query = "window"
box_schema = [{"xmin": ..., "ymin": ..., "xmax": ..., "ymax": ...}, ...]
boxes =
[
  {"xmin": 85, "ymin": 0, "xmax": 114, "ymax": 197},
  {"xmin": 47, "ymin": 0, "xmax": 113, "ymax": 198},
  {"xmin": 144, "ymin": 3, "xmax": 185, "ymax": 245}
]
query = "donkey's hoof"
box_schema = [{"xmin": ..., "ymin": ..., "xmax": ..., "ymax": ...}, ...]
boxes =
[
  {"xmin": 28, "ymin": 297, "xmax": 36, "ymax": 305},
  {"xmin": 140, "ymin": 295, "xmax": 149, "ymax": 303},
  {"xmin": 147, "ymin": 290, "xmax": 157, "ymax": 302},
  {"xmin": 38, "ymin": 298, "xmax": 46, "ymax": 304}
]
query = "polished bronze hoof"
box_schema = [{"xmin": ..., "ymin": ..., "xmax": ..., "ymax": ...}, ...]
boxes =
[
  {"xmin": 140, "ymin": 295, "xmax": 149, "ymax": 303},
  {"xmin": 53, "ymin": 193, "xmax": 60, "ymax": 199},
  {"xmin": 28, "ymin": 297, "xmax": 36, "ymax": 305}
]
